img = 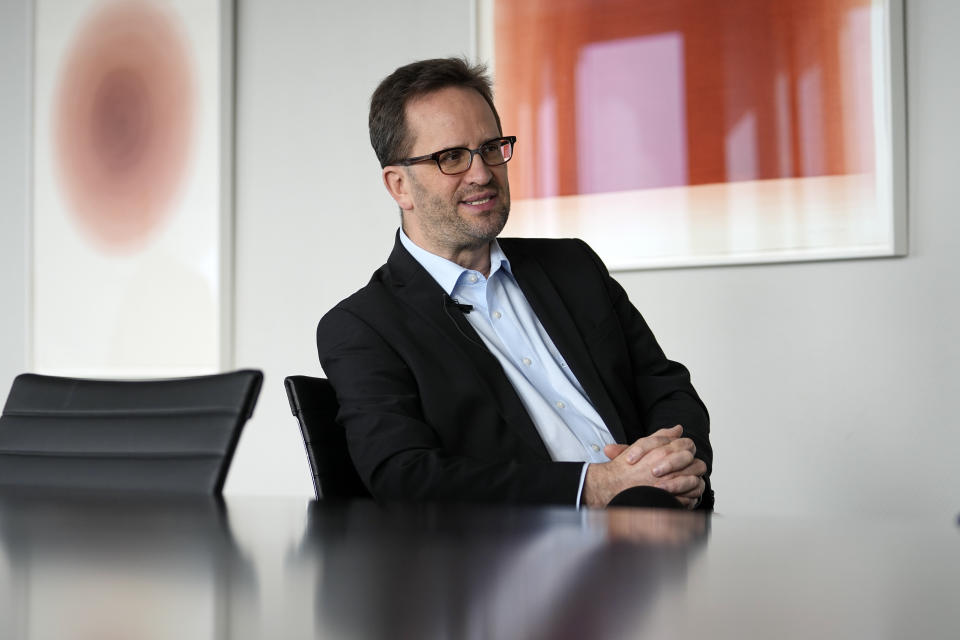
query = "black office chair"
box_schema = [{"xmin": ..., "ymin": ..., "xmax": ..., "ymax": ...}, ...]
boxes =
[
  {"xmin": 0, "ymin": 369, "xmax": 263, "ymax": 494},
  {"xmin": 283, "ymin": 375, "xmax": 370, "ymax": 500}
]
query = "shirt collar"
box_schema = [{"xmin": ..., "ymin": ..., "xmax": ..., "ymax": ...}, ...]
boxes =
[{"xmin": 398, "ymin": 227, "xmax": 512, "ymax": 295}]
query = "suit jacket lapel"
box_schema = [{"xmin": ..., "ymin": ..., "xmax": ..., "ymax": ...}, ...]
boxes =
[
  {"xmin": 506, "ymin": 245, "xmax": 628, "ymax": 444},
  {"xmin": 384, "ymin": 235, "xmax": 552, "ymax": 458}
]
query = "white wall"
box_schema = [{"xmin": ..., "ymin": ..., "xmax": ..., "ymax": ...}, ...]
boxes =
[
  {"xmin": 3, "ymin": 1, "xmax": 957, "ymax": 518},
  {"xmin": 0, "ymin": 0, "xmax": 30, "ymax": 398}
]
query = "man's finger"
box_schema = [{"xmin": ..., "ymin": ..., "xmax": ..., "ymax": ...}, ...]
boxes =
[
  {"xmin": 651, "ymin": 424, "xmax": 684, "ymax": 439},
  {"xmin": 633, "ymin": 437, "xmax": 695, "ymax": 468},
  {"xmin": 604, "ymin": 443, "xmax": 628, "ymax": 459},
  {"xmin": 654, "ymin": 472, "xmax": 701, "ymax": 496},
  {"xmin": 655, "ymin": 457, "xmax": 706, "ymax": 480},
  {"xmin": 651, "ymin": 450, "xmax": 696, "ymax": 478},
  {"xmin": 678, "ymin": 478, "xmax": 706, "ymax": 509},
  {"xmin": 623, "ymin": 425, "xmax": 683, "ymax": 463}
]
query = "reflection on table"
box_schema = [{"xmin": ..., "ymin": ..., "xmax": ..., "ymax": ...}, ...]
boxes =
[
  {"xmin": 296, "ymin": 502, "xmax": 707, "ymax": 640},
  {"xmin": 0, "ymin": 492, "xmax": 256, "ymax": 640},
  {"xmin": 0, "ymin": 495, "xmax": 957, "ymax": 639}
]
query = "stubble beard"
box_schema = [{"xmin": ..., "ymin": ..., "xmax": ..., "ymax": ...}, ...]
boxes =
[{"xmin": 413, "ymin": 178, "xmax": 511, "ymax": 254}]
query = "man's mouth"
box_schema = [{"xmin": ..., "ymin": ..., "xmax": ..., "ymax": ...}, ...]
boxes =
[{"xmin": 461, "ymin": 191, "xmax": 497, "ymax": 206}]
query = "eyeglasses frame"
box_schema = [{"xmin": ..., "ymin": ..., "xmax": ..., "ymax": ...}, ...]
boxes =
[{"xmin": 393, "ymin": 135, "xmax": 517, "ymax": 175}]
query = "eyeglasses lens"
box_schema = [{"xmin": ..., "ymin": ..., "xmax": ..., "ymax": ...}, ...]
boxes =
[
  {"xmin": 482, "ymin": 140, "xmax": 512, "ymax": 166},
  {"xmin": 437, "ymin": 139, "xmax": 513, "ymax": 175}
]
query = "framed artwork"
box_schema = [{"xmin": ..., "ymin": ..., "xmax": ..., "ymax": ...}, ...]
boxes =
[
  {"xmin": 477, "ymin": 0, "xmax": 907, "ymax": 270},
  {"xmin": 32, "ymin": 0, "xmax": 234, "ymax": 376}
]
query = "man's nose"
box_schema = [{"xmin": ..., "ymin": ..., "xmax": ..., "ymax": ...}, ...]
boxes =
[{"xmin": 463, "ymin": 152, "xmax": 494, "ymax": 184}]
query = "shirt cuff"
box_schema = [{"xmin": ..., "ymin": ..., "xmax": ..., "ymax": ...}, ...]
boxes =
[{"xmin": 575, "ymin": 462, "xmax": 590, "ymax": 510}]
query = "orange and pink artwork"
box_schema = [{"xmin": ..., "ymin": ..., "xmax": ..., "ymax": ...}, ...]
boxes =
[{"xmin": 487, "ymin": 0, "xmax": 906, "ymax": 269}]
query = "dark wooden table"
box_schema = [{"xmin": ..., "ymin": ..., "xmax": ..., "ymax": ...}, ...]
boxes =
[{"xmin": 0, "ymin": 494, "xmax": 956, "ymax": 639}]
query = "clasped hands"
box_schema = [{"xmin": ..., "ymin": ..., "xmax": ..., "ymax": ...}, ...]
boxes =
[{"xmin": 583, "ymin": 425, "xmax": 706, "ymax": 509}]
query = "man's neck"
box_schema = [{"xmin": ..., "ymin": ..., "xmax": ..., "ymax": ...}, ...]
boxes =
[
  {"xmin": 446, "ymin": 244, "xmax": 492, "ymax": 276},
  {"xmin": 402, "ymin": 226, "xmax": 493, "ymax": 277}
]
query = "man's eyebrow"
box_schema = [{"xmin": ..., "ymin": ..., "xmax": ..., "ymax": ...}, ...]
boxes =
[{"xmin": 447, "ymin": 136, "xmax": 504, "ymax": 149}]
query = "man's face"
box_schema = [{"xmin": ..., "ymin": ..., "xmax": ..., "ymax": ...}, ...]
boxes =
[{"xmin": 396, "ymin": 86, "xmax": 510, "ymax": 256}]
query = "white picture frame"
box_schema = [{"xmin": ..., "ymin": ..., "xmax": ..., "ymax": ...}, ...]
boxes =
[{"xmin": 31, "ymin": 0, "xmax": 234, "ymax": 376}]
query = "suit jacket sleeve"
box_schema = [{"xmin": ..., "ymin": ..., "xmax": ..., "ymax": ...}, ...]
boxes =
[
  {"xmin": 317, "ymin": 304, "xmax": 584, "ymax": 505},
  {"xmin": 573, "ymin": 239, "xmax": 714, "ymax": 509}
]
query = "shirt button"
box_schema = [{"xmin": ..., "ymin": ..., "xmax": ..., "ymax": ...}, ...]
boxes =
[
  {"xmin": 591, "ymin": 444, "xmax": 600, "ymax": 452},
  {"xmin": 555, "ymin": 401, "xmax": 566, "ymax": 409},
  {"xmin": 521, "ymin": 357, "xmax": 532, "ymax": 366},
  {"xmin": 493, "ymin": 311, "xmax": 502, "ymax": 319},
  {"xmin": 468, "ymin": 274, "xmax": 479, "ymax": 283}
]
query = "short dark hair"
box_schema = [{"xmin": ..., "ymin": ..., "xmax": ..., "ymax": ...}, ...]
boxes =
[{"xmin": 369, "ymin": 57, "xmax": 502, "ymax": 168}]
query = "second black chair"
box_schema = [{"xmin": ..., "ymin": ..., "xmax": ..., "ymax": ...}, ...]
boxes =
[
  {"xmin": 284, "ymin": 375, "xmax": 370, "ymax": 500},
  {"xmin": 0, "ymin": 369, "xmax": 263, "ymax": 495}
]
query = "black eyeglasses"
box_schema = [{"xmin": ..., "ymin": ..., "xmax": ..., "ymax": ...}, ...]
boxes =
[{"xmin": 394, "ymin": 136, "xmax": 517, "ymax": 175}]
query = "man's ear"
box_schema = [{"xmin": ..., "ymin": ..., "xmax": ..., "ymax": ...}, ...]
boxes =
[{"xmin": 382, "ymin": 166, "xmax": 414, "ymax": 211}]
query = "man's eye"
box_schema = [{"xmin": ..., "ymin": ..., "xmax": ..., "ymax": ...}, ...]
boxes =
[{"xmin": 441, "ymin": 149, "xmax": 465, "ymax": 163}]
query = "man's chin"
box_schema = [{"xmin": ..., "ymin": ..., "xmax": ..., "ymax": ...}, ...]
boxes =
[{"xmin": 476, "ymin": 210, "xmax": 508, "ymax": 241}]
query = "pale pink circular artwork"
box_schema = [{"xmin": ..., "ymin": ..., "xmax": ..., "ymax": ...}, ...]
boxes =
[{"xmin": 55, "ymin": 0, "xmax": 195, "ymax": 253}]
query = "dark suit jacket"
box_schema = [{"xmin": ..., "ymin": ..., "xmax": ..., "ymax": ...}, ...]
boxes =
[{"xmin": 317, "ymin": 234, "xmax": 713, "ymax": 509}]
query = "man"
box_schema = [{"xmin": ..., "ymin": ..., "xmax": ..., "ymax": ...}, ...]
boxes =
[{"xmin": 317, "ymin": 57, "xmax": 713, "ymax": 509}]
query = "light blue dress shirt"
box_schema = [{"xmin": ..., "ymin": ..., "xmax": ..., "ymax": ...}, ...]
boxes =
[{"xmin": 399, "ymin": 230, "xmax": 616, "ymax": 506}]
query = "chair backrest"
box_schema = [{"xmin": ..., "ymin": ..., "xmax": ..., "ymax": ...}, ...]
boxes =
[
  {"xmin": 283, "ymin": 375, "xmax": 370, "ymax": 500},
  {"xmin": 0, "ymin": 369, "xmax": 263, "ymax": 495}
]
